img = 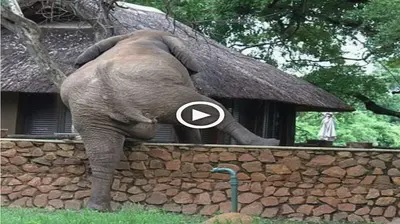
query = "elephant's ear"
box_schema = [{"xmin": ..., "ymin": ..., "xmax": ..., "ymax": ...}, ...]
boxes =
[
  {"xmin": 162, "ymin": 35, "xmax": 200, "ymax": 75},
  {"xmin": 75, "ymin": 34, "xmax": 131, "ymax": 68}
]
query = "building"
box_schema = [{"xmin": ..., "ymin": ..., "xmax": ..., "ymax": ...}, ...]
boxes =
[{"xmin": 0, "ymin": 3, "xmax": 353, "ymax": 145}]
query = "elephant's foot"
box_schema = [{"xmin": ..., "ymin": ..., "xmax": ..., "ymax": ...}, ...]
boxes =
[
  {"xmin": 87, "ymin": 198, "xmax": 112, "ymax": 212},
  {"xmin": 248, "ymin": 137, "xmax": 280, "ymax": 146}
]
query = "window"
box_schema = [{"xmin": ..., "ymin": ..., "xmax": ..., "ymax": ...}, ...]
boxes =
[{"xmin": 19, "ymin": 93, "xmax": 70, "ymax": 135}]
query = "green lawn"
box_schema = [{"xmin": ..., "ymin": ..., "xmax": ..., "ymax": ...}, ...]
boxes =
[{"xmin": 1, "ymin": 206, "xmax": 355, "ymax": 224}]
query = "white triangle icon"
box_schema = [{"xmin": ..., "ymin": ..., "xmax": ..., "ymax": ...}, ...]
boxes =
[{"xmin": 192, "ymin": 109, "xmax": 211, "ymax": 121}]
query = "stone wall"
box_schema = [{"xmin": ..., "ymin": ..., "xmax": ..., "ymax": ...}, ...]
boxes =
[{"xmin": 1, "ymin": 140, "xmax": 400, "ymax": 223}]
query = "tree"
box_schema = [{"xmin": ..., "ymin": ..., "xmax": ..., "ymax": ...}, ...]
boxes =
[
  {"xmin": 297, "ymin": 67, "xmax": 399, "ymax": 146},
  {"xmin": 296, "ymin": 109, "xmax": 400, "ymax": 147},
  {"xmin": 1, "ymin": 0, "xmax": 66, "ymax": 88},
  {"xmin": 133, "ymin": 0, "xmax": 400, "ymax": 118},
  {"xmin": 4, "ymin": 0, "xmax": 135, "ymax": 83},
  {"xmin": 1, "ymin": 0, "xmax": 119, "ymax": 89}
]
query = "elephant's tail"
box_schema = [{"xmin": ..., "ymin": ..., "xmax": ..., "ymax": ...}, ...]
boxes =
[{"xmin": 75, "ymin": 34, "xmax": 132, "ymax": 68}]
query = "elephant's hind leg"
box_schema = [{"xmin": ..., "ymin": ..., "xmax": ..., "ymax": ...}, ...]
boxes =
[{"xmin": 78, "ymin": 127, "xmax": 125, "ymax": 212}]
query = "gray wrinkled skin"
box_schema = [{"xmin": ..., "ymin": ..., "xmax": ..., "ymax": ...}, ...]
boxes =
[{"xmin": 60, "ymin": 29, "xmax": 279, "ymax": 211}]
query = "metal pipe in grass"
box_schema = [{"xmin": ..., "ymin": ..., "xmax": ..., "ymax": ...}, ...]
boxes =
[{"xmin": 210, "ymin": 167, "xmax": 238, "ymax": 212}]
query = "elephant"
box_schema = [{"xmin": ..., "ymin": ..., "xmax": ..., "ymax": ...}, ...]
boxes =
[{"xmin": 60, "ymin": 29, "xmax": 279, "ymax": 211}]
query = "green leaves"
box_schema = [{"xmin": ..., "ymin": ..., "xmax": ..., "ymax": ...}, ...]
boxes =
[
  {"xmin": 303, "ymin": 65, "xmax": 390, "ymax": 101},
  {"xmin": 131, "ymin": 0, "xmax": 399, "ymax": 68},
  {"xmin": 296, "ymin": 110, "xmax": 400, "ymax": 147},
  {"xmin": 348, "ymin": 0, "xmax": 400, "ymax": 61}
]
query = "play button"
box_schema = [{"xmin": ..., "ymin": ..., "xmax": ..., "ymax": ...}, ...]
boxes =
[
  {"xmin": 176, "ymin": 101, "xmax": 225, "ymax": 129},
  {"xmin": 192, "ymin": 109, "xmax": 211, "ymax": 121}
]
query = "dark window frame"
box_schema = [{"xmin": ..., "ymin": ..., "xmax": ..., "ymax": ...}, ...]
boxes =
[{"xmin": 17, "ymin": 93, "xmax": 71, "ymax": 135}]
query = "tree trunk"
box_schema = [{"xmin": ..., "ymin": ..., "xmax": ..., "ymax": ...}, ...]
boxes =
[
  {"xmin": 1, "ymin": 0, "xmax": 117, "ymax": 89},
  {"xmin": 1, "ymin": 0, "xmax": 66, "ymax": 89}
]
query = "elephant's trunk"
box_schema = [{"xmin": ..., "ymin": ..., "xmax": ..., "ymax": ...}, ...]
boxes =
[
  {"xmin": 216, "ymin": 111, "xmax": 280, "ymax": 146},
  {"xmin": 228, "ymin": 122, "xmax": 280, "ymax": 146}
]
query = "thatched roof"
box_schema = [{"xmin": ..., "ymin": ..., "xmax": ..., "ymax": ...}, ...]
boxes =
[{"xmin": 0, "ymin": 3, "xmax": 353, "ymax": 112}]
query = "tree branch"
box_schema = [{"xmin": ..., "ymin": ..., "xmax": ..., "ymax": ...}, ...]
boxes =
[
  {"xmin": 267, "ymin": 0, "xmax": 282, "ymax": 8},
  {"xmin": 352, "ymin": 93, "xmax": 400, "ymax": 118},
  {"xmin": 290, "ymin": 53, "xmax": 372, "ymax": 64},
  {"xmin": 64, "ymin": 1, "xmax": 116, "ymax": 41},
  {"xmin": 1, "ymin": 1, "xmax": 66, "ymax": 89},
  {"xmin": 237, "ymin": 42, "xmax": 272, "ymax": 52},
  {"xmin": 308, "ymin": 11, "xmax": 376, "ymax": 35},
  {"xmin": 264, "ymin": 3, "xmax": 375, "ymax": 35}
]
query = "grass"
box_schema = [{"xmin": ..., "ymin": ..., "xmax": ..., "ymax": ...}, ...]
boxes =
[
  {"xmin": 0, "ymin": 205, "xmax": 356, "ymax": 224},
  {"xmin": 1, "ymin": 205, "xmax": 203, "ymax": 224}
]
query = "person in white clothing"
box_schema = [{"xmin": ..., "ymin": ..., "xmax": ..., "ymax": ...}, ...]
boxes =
[{"xmin": 318, "ymin": 112, "xmax": 337, "ymax": 141}]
